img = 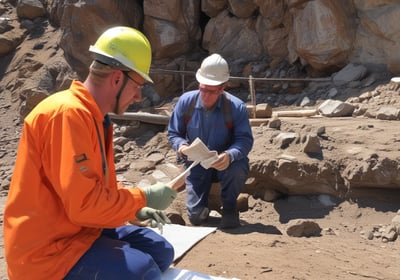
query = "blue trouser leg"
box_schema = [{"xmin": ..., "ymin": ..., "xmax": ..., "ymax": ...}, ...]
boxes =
[
  {"xmin": 186, "ymin": 157, "xmax": 249, "ymax": 221},
  {"xmin": 218, "ymin": 157, "xmax": 249, "ymax": 210},
  {"xmin": 185, "ymin": 163, "xmax": 213, "ymax": 221},
  {"xmin": 64, "ymin": 225, "xmax": 174, "ymax": 280}
]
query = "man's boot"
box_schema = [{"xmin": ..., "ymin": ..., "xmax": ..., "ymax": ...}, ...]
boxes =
[
  {"xmin": 220, "ymin": 208, "xmax": 240, "ymax": 229},
  {"xmin": 189, "ymin": 207, "xmax": 209, "ymax": 226}
]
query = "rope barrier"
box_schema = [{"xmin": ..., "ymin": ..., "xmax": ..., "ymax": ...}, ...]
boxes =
[{"xmin": 149, "ymin": 68, "xmax": 332, "ymax": 82}]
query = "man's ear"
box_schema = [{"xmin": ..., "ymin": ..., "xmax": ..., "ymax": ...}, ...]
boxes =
[{"xmin": 112, "ymin": 70, "xmax": 123, "ymax": 86}]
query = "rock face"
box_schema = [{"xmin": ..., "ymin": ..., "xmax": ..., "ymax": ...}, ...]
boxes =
[
  {"xmin": 246, "ymin": 106, "xmax": 400, "ymax": 202},
  {"xmin": 1, "ymin": 1, "xmax": 400, "ymax": 98}
]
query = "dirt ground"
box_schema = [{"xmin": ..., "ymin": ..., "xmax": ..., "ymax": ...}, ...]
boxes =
[
  {"xmin": 170, "ymin": 191, "xmax": 400, "ymax": 280},
  {"xmin": 165, "ymin": 116, "xmax": 400, "ymax": 280},
  {"xmin": 3, "ymin": 92, "xmax": 400, "ymax": 280}
]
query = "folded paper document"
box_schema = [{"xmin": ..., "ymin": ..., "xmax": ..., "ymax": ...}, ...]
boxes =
[{"xmin": 184, "ymin": 138, "xmax": 218, "ymax": 169}]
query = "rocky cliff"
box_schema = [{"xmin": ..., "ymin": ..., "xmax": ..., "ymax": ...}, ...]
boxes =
[{"xmin": 2, "ymin": 0, "xmax": 400, "ymax": 100}]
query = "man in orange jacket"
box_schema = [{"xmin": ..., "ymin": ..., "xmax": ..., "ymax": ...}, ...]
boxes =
[{"xmin": 4, "ymin": 26, "xmax": 178, "ymax": 280}]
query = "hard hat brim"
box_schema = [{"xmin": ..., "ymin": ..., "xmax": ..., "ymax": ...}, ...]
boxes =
[
  {"xmin": 391, "ymin": 77, "xmax": 400, "ymax": 83},
  {"xmin": 195, "ymin": 69, "xmax": 228, "ymax": 86},
  {"xmin": 89, "ymin": 45, "xmax": 153, "ymax": 83}
]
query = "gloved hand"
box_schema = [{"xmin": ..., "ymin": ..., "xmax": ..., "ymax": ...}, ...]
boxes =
[
  {"xmin": 211, "ymin": 152, "xmax": 231, "ymax": 171},
  {"xmin": 136, "ymin": 207, "xmax": 171, "ymax": 228},
  {"xmin": 143, "ymin": 182, "xmax": 177, "ymax": 210}
]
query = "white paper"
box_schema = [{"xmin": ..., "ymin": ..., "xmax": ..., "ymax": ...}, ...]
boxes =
[
  {"xmin": 183, "ymin": 138, "xmax": 218, "ymax": 169},
  {"xmin": 150, "ymin": 224, "xmax": 217, "ymax": 261},
  {"xmin": 162, "ymin": 267, "xmax": 240, "ymax": 280},
  {"xmin": 156, "ymin": 224, "xmax": 241, "ymax": 279}
]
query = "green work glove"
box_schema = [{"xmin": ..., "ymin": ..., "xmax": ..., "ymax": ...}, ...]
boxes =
[
  {"xmin": 143, "ymin": 182, "xmax": 177, "ymax": 210},
  {"xmin": 136, "ymin": 207, "xmax": 171, "ymax": 228}
]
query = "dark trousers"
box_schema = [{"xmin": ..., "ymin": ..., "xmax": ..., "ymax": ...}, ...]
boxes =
[
  {"xmin": 64, "ymin": 225, "xmax": 174, "ymax": 280},
  {"xmin": 185, "ymin": 157, "xmax": 249, "ymax": 222}
]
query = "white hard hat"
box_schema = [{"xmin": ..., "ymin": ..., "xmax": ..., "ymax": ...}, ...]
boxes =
[{"xmin": 196, "ymin": 53, "xmax": 230, "ymax": 86}]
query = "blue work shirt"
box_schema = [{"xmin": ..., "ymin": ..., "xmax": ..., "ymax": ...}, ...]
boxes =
[{"xmin": 168, "ymin": 90, "xmax": 254, "ymax": 162}]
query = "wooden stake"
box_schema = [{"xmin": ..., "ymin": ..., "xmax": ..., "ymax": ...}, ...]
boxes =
[{"xmin": 249, "ymin": 75, "xmax": 256, "ymax": 118}]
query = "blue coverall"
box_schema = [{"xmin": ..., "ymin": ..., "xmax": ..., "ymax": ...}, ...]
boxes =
[{"xmin": 168, "ymin": 90, "xmax": 254, "ymax": 223}]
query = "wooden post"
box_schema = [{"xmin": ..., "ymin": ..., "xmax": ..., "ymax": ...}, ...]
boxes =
[
  {"xmin": 249, "ymin": 75, "xmax": 256, "ymax": 118},
  {"xmin": 181, "ymin": 63, "xmax": 185, "ymax": 94}
]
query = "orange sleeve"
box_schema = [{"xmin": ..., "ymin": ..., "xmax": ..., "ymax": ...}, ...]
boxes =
[
  {"xmin": 4, "ymin": 84, "xmax": 150, "ymax": 279},
  {"xmin": 41, "ymin": 108, "xmax": 146, "ymax": 227}
]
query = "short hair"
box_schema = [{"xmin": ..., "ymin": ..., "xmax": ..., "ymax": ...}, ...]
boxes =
[
  {"xmin": 89, "ymin": 60, "xmax": 116, "ymax": 76},
  {"xmin": 88, "ymin": 60, "xmax": 121, "ymax": 85}
]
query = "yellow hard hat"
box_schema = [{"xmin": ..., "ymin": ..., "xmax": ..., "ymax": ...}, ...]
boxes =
[{"xmin": 89, "ymin": 26, "xmax": 153, "ymax": 83}]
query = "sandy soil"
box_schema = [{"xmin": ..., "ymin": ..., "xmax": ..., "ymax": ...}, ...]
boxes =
[
  {"xmin": 1, "ymin": 179, "xmax": 399, "ymax": 280},
  {"xmin": 164, "ymin": 113, "xmax": 400, "ymax": 279},
  {"xmin": 1, "ymin": 81, "xmax": 400, "ymax": 280},
  {"xmin": 170, "ymin": 191, "xmax": 400, "ymax": 280}
]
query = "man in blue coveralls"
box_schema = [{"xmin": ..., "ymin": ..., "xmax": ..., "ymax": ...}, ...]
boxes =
[{"xmin": 168, "ymin": 53, "xmax": 254, "ymax": 229}]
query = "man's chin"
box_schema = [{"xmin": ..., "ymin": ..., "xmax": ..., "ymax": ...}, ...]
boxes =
[{"xmin": 116, "ymin": 106, "xmax": 130, "ymax": 115}]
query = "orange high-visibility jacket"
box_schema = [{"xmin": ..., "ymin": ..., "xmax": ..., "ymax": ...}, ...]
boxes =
[{"xmin": 4, "ymin": 80, "xmax": 147, "ymax": 279}]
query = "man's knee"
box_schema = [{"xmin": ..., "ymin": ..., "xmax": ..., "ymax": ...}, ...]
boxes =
[
  {"xmin": 228, "ymin": 158, "xmax": 249, "ymax": 174},
  {"xmin": 224, "ymin": 159, "xmax": 249, "ymax": 182}
]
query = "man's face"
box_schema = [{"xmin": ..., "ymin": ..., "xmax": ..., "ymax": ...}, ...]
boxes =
[
  {"xmin": 115, "ymin": 71, "xmax": 144, "ymax": 114},
  {"xmin": 199, "ymin": 84, "xmax": 224, "ymax": 110}
]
